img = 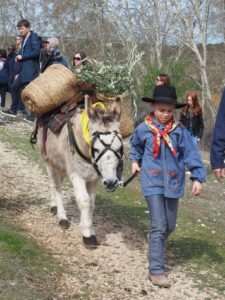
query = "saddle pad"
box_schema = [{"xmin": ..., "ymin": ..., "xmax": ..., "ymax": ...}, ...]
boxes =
[{"xmin": 81, "ymin": 102, "xmax": 106, "ymax": 145}]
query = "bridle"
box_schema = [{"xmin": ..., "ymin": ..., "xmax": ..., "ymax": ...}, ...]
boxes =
[
  {"xmin": 70, "ymin": 126, "xmax": 123, "ymax": 180},
  {"xmin": 91, "ymin": 130, "xmax": 123, "ymax": 179}
]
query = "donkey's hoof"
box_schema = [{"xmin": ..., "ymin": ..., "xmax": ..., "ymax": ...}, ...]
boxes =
[
  {"xmin": 50, "ymin": 206, "xmax": 57, "ymax": 215},
  {"xmin": 59, "ymin": 219, "xmax": 70, "ymax": 229},
  {"xmin": 83, "ymin": 235, "xmax": 100, "ymax": 248}
]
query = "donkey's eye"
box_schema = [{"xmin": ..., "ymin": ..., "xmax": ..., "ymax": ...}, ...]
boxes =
[
  {"xmin": 93, "ymin": 148, "xmax": 99, "ymax": 155},
  {"xmin": 116, "ymin": 146, "xmax": 123, "ymax": 153}
]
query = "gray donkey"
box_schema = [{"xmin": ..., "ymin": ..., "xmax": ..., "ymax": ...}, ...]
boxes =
[{"xmin": 37, "ymin": 95, "xmax": 123, "ymax": 246}]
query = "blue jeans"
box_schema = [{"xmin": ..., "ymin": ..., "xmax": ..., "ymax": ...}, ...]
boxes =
[
  {"xmin": 10, "ymin": 76, "xmax": 26, "ymax": 113},
  {"xmin": 145, "ymin": 195, "xmax": 179, "ymax": 275}
]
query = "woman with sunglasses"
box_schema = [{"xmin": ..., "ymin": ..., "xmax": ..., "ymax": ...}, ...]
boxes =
[
  {"xmin": 156, "ymin": 73, "xmax": 171, "ymax": 86},
  {"xmin": 72, "ymin": 51, "xmax": 87, "ymax": 69}
]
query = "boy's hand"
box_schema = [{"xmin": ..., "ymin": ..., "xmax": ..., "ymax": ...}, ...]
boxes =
[
  {"xmin": 192, "ymin": 181, "xmax": 203, "ymax": 196},
  {"xmin": 131, "ymin": 161, "xmax": 141, "ymax": 174},
  {"xmin": 213, "ymin": 168, "xmax": 225, "ymax": 182}
]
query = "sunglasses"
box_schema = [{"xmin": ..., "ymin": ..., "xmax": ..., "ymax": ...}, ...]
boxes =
[
  {"xmin": 74, "ymin": 57, "xmax": 81, "ymax": 60},
  {"xmin": 156, "ymin": 78, "xmax": 161, "ymax": 81}
]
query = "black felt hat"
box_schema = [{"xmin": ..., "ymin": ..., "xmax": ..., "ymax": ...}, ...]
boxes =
[{"xmin": 142, "ymin": 85, "xmax": 186, "ymax": 109}]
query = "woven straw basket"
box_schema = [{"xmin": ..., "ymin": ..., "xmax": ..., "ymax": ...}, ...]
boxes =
[
  {"xmin": 96, "ymin": 93, "xmax": 134, "ymax": 139},
  {"xmin": 22, "ymin": 64, "xmax": 80, "ymax": 116}
]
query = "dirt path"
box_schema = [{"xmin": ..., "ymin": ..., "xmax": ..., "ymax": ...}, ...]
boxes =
[{"xmin": 0, "ymin": 123, "xmax": 223, "ymax": 299}]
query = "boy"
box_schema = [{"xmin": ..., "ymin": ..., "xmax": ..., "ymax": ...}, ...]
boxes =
[
  {"xmin": 1, "ymin": 19, "xmax": 41, "ymax": 122},
  {"xmin": 130, "ymin": 85, "xmax": 206, "ymax": 288}
]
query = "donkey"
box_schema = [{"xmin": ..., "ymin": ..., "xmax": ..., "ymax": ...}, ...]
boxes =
[{"xmin": 37, "ymin": 95, "xmax": 123, "ymax": 246}]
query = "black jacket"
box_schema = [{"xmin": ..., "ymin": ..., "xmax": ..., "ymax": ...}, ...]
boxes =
[
  {"xmin": 180, "ymin": 112, "xmax": 204, "ymax": 139},
  {"xmin": 41, "ymin": 49, "xmax": 68, "ymax": 73}
]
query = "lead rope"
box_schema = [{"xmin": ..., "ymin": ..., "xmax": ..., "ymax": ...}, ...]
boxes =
[{"xmin": 120, "ymin": 170, "xmax": 138, "ymax": 187}]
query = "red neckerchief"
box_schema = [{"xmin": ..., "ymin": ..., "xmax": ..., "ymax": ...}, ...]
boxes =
[{"xmin": 145, "ymin": 112, "xmax": 177, "ymax": 158}]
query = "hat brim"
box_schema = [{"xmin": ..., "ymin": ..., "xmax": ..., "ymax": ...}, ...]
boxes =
[{"xmin": 142, "ymin": 97, "xmax": 186, "ymax": 109}]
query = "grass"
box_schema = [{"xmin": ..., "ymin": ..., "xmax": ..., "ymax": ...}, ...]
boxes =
[
  {"xmin": 1, "ymin": 124, "xmax": 225, "ymax": 294},
  {"xmin": 0, "ymin": 223, "xmax": 62, "ymax": 300},
  {"xmin": 0, "ymin": 125, "xmax": 90, "ymax": 299},
  {"xmin": 0, "ymin": 124, "xmax": 45, "ymax": 170}
]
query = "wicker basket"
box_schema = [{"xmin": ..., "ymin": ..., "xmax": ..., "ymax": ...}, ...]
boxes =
[
  {"xmin": 22, "ymin": 64, "xmax": 80, "ymax": 116},
  {"xmin": 96, "ymin": 93, "xmax": 134, "ymax": 138}
]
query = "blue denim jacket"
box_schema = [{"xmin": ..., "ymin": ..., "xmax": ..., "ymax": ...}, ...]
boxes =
[{"xmin": 130, "ymin": 121, "xmax": 206, "ymax": 198}]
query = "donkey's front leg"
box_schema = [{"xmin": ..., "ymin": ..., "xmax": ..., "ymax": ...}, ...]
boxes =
[
  {"xmin": 70, "ymin": 173, "xmax": 94, "ymax": 239},
  {"xmin": 86, "ymin": 180, "xmax": 98, "ymax": 216},
  {"xmin": 46, "ymin": 165, "xmax": 69, "ymax": 229}
]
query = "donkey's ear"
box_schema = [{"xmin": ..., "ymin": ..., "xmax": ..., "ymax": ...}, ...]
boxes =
[
  {"xmin": 111, "ymin": 96, "xmax": 122, "ymax": 122},
  {"xmin": 85, "ymin": 94, "xmax": 99, "ymax": 121}
]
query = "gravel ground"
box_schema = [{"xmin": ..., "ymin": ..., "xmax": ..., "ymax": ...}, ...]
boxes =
[{"xmin": 0, "ymin": 121, "xmax": 223, "ymax": 300}]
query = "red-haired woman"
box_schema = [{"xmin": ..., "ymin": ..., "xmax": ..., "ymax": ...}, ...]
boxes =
[{"xmin": 180, "ymin": 91, "xmax": 204, "ymax": 146}]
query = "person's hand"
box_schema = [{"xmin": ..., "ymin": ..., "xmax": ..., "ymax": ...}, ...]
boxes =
[
  {"xmin": 131, "ymin": 161, "xmax": 141, "ymax": 174},
  {"xmin": 16, "ymin": 55, "xmax": 22, "ymax": 61},
  {"xmin": 192, "ymin": 180, "xmax": 203, "ymax": 196},
  {"xmin": 213, "ymin": 168, "xmax": 225, "ymax": 182}
]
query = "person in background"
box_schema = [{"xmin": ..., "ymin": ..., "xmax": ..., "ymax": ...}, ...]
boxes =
[
  {"xmin": 0, "ymin": 49, "xmax": 8, "ymax": 124},
  {"xmin": 1, "ymin": 19, "xmax": 42, "ymax": 122},
  {"xmin": 16, "ymin": 35, "xmax": 22, "ymax": 48},
  {"xmin": 0, "ymin": 49, "xmax": 7, "ymax": 70},
  {"xmin": 0, "ymin": 45, "xmax": 18, "ymax": 112},
  {"xmin": 210, "ymin": 88, "xmax": 225, "ymax": 181},
  {"xmin": 5, "ymin": 45, "xmax": 17, "ymax": 87},
  {"xmin": 0, "ymin": 36, "xmax": 23, "ymax": 120},
  {"xmin": 130, "ymin": 85, "xmax": 206, "ymax": 288},
  {"xmin": 179, "ymin": 91, "xmax": 204, "ymax": 146},
  {"xmin": 72, "ymin": 51, "xmax": 87, "ymax": 70},
  {"xmin": 156, "ymin": 73, "xmax": 171, "ymax": 86},
  {"xmin": 13, "ymin": 35, "xmax": 25, "ymax": 113},
  {"xmin": 41, "ymin": 37, "xmax": 68, "ymax": 73},
  {"xmin": 40, "ymin": 40, "xmax": 50, "ymax": 70}
]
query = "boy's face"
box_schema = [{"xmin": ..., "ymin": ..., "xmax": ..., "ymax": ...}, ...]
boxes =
[
  {"xmin": 151, "ymin": 103, "xmax": 175, "ymax": 125},
  {"xmin": 18, "ymin": 25, "xmax": 30, "ymax": 37}
]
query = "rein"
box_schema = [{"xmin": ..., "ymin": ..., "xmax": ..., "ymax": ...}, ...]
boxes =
[{"xmin": 119, "ymin": 170, "xmax": 138, "ymax": 187}]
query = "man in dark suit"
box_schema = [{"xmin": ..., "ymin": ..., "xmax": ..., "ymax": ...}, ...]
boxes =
[{"xmin": 1, "ymin": 19, "xmax": 41, "ymax": 122}]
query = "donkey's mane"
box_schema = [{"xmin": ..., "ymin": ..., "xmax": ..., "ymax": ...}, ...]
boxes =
[{"xmin": 91, "ymin": 106, "xmax": 116, "ymax": 125}]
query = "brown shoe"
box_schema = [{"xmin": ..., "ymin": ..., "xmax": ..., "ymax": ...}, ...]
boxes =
[{"xmin": 149, "ymin": 274, "xmax": 171, "ymax": 288}]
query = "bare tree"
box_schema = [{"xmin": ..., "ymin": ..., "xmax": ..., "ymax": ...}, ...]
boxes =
[
  {"xmin": 169, "ymin": 0, "xmax": 216, "ymax": 116},
  {"xmin": 0, "ymin": 0, "xmax": 42, "ymax": 34},
  {"xmin": 106, "ymin": 0, "xmax": 180, "ymax": 68}
]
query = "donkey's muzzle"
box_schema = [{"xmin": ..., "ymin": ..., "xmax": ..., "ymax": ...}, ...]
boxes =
[{"xmin": 103, "ymin": 178, "xmax": 119, "ymax": 192}]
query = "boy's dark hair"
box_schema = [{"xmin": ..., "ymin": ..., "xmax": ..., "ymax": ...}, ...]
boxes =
[{"xmin": 17, "ymin": 19, "xmax": 30, "ymax": 28}]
